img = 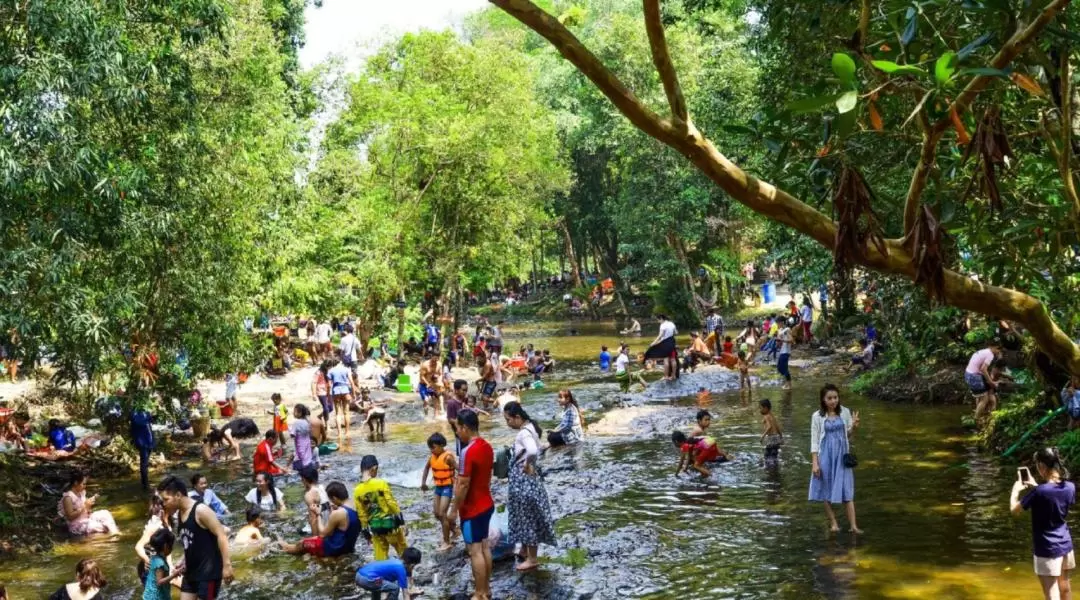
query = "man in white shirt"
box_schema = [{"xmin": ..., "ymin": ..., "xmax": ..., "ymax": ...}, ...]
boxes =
[{"xmin": 315, "ymin": 320, "xmax": 332, "ymax": 362}]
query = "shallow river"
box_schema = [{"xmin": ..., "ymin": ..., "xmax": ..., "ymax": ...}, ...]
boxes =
[{"xmin": 0, "ymin": 321, "xmax": 1043, "ymax": 599}]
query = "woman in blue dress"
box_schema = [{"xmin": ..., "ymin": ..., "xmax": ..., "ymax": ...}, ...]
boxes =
[{"xmin": 809, "ymin": 383, "xmax": 862, "ymax": 533}]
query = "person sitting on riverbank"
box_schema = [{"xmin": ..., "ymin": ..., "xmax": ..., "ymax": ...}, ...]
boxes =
[
  {"xmin": 48, "ymin": 419, "xmax": 76, "ymax": 452},
  {"xmin": 202, "ymin": 417, "xmax": 259, "ymax": 462},
  {"xmin": 683, "ymin": 332, "xmax": 713, "ymax": 372},
  {"xmin": 58, "ymin": 470, "xmax": 120, "ymax": 537},
  {"xmin": 847, "ymin": 339, "xmax": 875, "ymax": 372},
  {"xmin": 49, "ymin": 558, "xmax": 106, "ymax": 600},
  {"xmin": 620, "ymin": 319, "xmax": 641, "ymax": 336},
  {"xmin": 246, "ymin": 471, "xmax": 286, "ymax": 512},
  {"xmin": 672, "ymin": 430, "xmax": 730, "ymax": 478},
  {"xmin": 233, "ymin": 506, "xmax": 265, "ymax": 547},
  {"xmin": 0, "ymin": 411, "xmax": 29, "ymax": 452},
  {"xmin": 253, "ymin": 429, "xmax": 289, "ymax": 477},
  {"xmin": 280, "ymin": 481, "xmax": 361, "ymax": 558},
  {"xmin": 1010, "ymin": 448, "xmax": 1075, "ymax": 600}
]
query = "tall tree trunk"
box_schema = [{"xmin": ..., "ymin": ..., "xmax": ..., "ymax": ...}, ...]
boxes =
[
  {"xmin": 596, "ymin": 241, "xmax": 629, "ymax": 317},
  {"xmin": 560, "ymin": 220, "xmax": 583, "ymax": 288},
  {"xmin": 666, "ymin": 231, "xmax": 703, "ymax": 325}
]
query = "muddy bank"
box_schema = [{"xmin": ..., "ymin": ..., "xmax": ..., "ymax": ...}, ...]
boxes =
[{"xmin": 853, "ymin": 365, "xmax": 971, "ymax": 404}]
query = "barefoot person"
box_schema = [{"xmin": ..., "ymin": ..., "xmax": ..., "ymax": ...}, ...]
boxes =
[
  {"xmin": 967, "ymin": 341, "xmax": 1003, "ymax": 423},
  {"xmin": 58, "ymin": 471, "xmax": 120, "ymax": 537},
  {"xmin": 420, "ymin": 433, "xmax": 458, "ymax": 551},
  {"xmin": 329, "ymin": 355, "xmax": 355, "ymax": 438},
  {"xmin": 643, "ymin": 314, "xmax": 679, "ymax": 381},
  {"xmin": 448, "ymin": 410, "xmax": 494, "ymax": 600},
  {"xmin": 1011, "ymin": 448, "xmax": 1076, "ymax": 600},
  {"xmin": 808, "ymin": 383, "xmax": 861, "ymax": 533},
  {"xmin": 502, "ymin": 401, "xmax": 556, "ymax": 571},
  {"xmin": 157, "ymin": 475, "xmax": 234, "ymax": 600},
  {"xmin": 280, "ymin": 481, "xmax": 361, "ymax": 558}
]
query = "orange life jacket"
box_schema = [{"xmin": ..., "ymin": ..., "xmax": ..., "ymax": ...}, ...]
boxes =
[{"xmin": 429, "ymin": 450, "xmax": 454, "ymax": 487}]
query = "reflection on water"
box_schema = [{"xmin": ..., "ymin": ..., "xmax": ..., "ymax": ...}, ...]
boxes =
[{"xmin": 0, "ymin": 321, "xmax": 1048, "ymax": 599}]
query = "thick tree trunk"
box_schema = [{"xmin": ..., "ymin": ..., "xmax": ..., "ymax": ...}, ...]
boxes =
[
  {"xmin": 488, "ymin": 0, "xmax": 1080, "ymax": 374},
  {"xmin": 667, "ymin": 231, "xmax": 703, "ymax": 324},
  {"xmin": 560, "ymin": 220, "xmax": 583, "ymax": 288}
]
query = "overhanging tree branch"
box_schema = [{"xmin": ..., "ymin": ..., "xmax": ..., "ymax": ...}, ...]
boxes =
[
  {"xmin": 643, "ymin": 0, "xmax": 688, "ymax": 123},
  {"xmin": 899, "ymin": 0, "xmax": 1070, "ymax": 238},
  {"xmin": 489, "ymin": 0, "xmax": 1080, "ymax": 372}
]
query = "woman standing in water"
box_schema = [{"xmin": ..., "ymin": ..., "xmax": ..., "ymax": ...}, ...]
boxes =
[
  {"xmin": 503, "ymin": 401, "xmax": 556, "ymax": 571},
  {"xmin": 643, "ymin": 314, "xmax": 679, "ymax": 381},
  {"xmin": 808, "ymin": 383, "xmax": 861, "ymax": 533},
  {"xmin": 1011, "ymin": 448, "xmax": 1075, "ymax": 600}
]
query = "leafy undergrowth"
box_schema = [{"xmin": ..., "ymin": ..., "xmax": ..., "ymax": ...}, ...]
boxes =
[
  {"xmin": 1053, "ymin": 429, "xmax": 1080, "ymax": 469},
  {"xmin": 979, "ymin": 392, "xmax": 1065, "ymax": 457}
]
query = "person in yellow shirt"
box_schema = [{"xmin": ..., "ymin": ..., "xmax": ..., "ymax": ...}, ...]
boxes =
[{"xmin": 353, "ymin": 454, "xmax": 407, "ymax": 560}]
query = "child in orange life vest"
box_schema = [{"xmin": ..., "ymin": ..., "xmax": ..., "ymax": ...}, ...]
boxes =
[
  {"xmin": 420, "ymin": 432, "xmax": 458, "ymax": 552},
  {"xmin": 268, "ymin": 392, "xmax": 288, "ymax": 450}
]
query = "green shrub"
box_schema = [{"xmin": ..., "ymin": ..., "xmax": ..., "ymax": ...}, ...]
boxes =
[{"xmin": 1053, "ymin": 429, "xmax": 1080, "ymax": 468}]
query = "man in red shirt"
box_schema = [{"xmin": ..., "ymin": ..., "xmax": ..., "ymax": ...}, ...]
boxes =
[{"xmin": 448, "ymin": 409, "xmax": 494, "ymax": 600}]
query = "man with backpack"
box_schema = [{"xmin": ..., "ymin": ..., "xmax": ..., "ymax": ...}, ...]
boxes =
[{"xmin": 353, "ymin": 455, "xmax": 407, "ymax": 560}]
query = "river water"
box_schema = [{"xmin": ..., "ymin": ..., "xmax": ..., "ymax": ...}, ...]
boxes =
[{"xmin": 0, "ymin": 321, "xmax": 1042, "ymax": 599}]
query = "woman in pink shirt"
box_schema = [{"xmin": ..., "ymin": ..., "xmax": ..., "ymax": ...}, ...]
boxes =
[{"xmin": 966, "ymin": 341, "xmax": 1002, "ymax": 423}]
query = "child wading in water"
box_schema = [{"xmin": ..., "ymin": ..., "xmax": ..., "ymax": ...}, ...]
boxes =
[
  {"xmin": 760, "ymin": 399, "xmax": 783, "ymax": 461},
  {"xmin": 234, "ymin": 506, "xmax": 265, "ymax": 546},
  {"xmin": 142, "ymin": 529, "xmax": 184, "ymax": 600},
  {"xmin": 420, "ymin": 432, "xmax": 458, "ymax": 551},
  {"xmin": 737, "ymin": 351, "xmax": 751, "ymax": 390},
  {"xmin": 673, "ymin": 411, "xmax": 731, "ymax": 478}
]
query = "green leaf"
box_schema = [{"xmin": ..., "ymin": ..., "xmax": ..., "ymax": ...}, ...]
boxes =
[
  {"xmin": 935, "ymin": 52, "xmax": 957, "ymax": 86},
  {"xmin": 958, "ymin": 67, "xmax": 1011, "ymax": 78},
  {"xmin": 835, "ymin": 110, "xmax": 856, "ymax": 138},
  {"xmin": 871, "ymin": 60, "xmax": 927, "ymax": 76},
  {"xmin": 835, "ymin": 90, "xmax": 858, "ymax": 114},
  {"xmin": 721, "ymin": 124, "xmax": 756, "ymax": 136},
  {"xmin": 787, "ymin": 94, "xmax": 840, "ymax": 114},
  {"xmin": 831, "ymin": 53, "xmax": 857, "ymax": 86}
]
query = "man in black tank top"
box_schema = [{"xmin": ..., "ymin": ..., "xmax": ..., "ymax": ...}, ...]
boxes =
[{"xmin": 158, "ymin": 475, "xmax": 233, "ymax": 599}]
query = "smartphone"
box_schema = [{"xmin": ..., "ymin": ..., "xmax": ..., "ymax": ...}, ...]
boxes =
[{"xmin": 1018, "ymin": 467, "xmax": 1033, "ymax": 483}]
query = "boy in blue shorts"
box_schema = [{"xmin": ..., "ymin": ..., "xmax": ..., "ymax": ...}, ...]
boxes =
[
  {"xmin": 355, "ymin": 547, "xmax": 422, "ymax": 600},
  {"xmin": 420, "ymin": 432, "xmax": 458, "ymax": 551}
]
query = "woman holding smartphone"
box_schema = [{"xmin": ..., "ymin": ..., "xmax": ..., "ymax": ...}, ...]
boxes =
[{"xmin": 1011, "ymin": 448, "xmax": 1076, "ymax": 600}]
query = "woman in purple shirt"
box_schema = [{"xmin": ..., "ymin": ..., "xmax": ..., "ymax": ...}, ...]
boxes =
[{"xmin": 1011, "ymin": 447, "xmax": 1076, "ymax": 600}]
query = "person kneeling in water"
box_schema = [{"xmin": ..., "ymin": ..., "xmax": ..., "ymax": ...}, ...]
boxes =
[
  {"xmin": 672, "ymin": 430, "xmax": 731, "ymax": 478},
  {"xmin": 280, "ymin": 481, "xmax": 361, "ymax": 558},
  {"xmin": 355, "ymin": 547, "xmax": 422, "ymax": 600}
]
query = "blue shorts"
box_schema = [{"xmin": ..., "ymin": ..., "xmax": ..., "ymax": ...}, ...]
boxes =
[
  {"xmin": 461, "ymin": 506, "xmax": 494, "ymax": 544},
  {"xmin": 419, "ymin": 383, "xmax": 432, "ymax": 400},
  {"xmin": 481, "ymin": 381, "xmax": 497, "ymax": 397},
  {"xmin": 434, "ymin": 485, "xmax": 453, "ymax": 498},
  {"xmin": 965, "ymin": 371, "xmax": 988, "ymax": 394}
]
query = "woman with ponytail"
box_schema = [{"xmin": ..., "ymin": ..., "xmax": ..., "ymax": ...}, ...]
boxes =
[
  {"xmin": 548, "ymin": 390, "xmax": 585, "ymax": 447},
  {"xmin": 502, "ymin": 401, "xmax": 556, "ymax": 571},
  {"xmin": 1011, "ymin": 447, "xmax": 1076, "ymax": 599}
]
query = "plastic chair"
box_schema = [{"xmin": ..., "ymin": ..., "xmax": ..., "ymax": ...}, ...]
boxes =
[{"xmin": 396, "ymin": 374, "xmax": 412, "ymax": 393}]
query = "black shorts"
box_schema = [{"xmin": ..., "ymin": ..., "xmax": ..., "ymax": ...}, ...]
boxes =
[{"xmin": 181, "ymin": 578, "xmax": 221, "ymax": 600}]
